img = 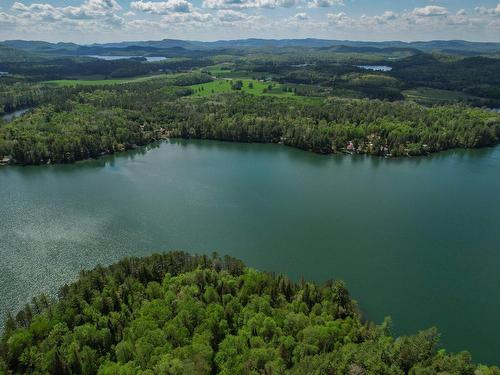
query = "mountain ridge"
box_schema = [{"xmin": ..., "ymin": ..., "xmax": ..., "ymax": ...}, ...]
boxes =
[{"xmin": 2, "ymin": 38, "xmax": 500, "ymax": 54}]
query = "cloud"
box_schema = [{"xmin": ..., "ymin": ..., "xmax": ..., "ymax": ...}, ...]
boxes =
[
  {"xmin": 7, "ymin": 0, "xmax": 124, "ymax": 31},
  {"xmin": 161, "ymin": 10, "xmax": 211, "ymax": 23},
  {"xmin": 308, "ymin": 0, "xmax": 343, "ymax": 8},
  {"xmin": 475, "ymin": 3, "xmax": 500, "ymax": 16},
  {"xmin": 293, "ymin": 12, "xmax": 309, "ymax": 20},
  {"xmin": 1, "ymin": 0, "xmax": 499, "ymax": 42},
  {"xmin": 446, "ymin": 9, "xmax": 468, "ymax": 25},
  {"xmin": 380, "ymin": 10, "xmax": 397, "ymax": 21},
  {"xmin": 202, "ymin": 0, "xmax": 299, "ymax": 10},
  {"xmin": 325, "ymin": 7, "xmax": 492, "ymax": 32},
  {"xmin": 326, "ymin": 12, "xmax": 354, "ymax": 27},
  {"xmin": 216, "ymin": 9, "xmax": 247, "ymax": 22},
  {"xmin": 358, "ymin": 11, "xmax": 399, "ymax": 27},
  {"xmin": 11, "ymin": 0, "xmax": 122, "ymax": 19},
  {"xmin": 126, "ymin": 6, "xmax": 263, "ymax": 29},
  {"xmin": 411, "ymin": 5, "xmax": 448, "ymax": 17},
  {"xmin": 0, "ymin": 12, "xmax": 17, "ymax": 24},
  {"xmin": 11, "ymin": 0, "xmax": 122, "ymax": 20},
  {"xmin": 130, "ymin": 0, "xmax": 194, "ymax": 14}
]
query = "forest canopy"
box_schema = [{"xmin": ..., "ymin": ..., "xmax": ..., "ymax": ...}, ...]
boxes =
[
  {"xmin": 1, "ymin": 251, "xmax": 498, "ymax": 375},
  {"xmin": 1, "ymin": 80, "xmax": 499, "ymax": 165}
]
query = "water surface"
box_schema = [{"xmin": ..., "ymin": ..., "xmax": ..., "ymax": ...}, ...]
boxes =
[
  {"xmin": 0, "ymin": 140, "xmax": 499, "ymax": 364},
  {"xmin": 86, "ymin": 55, "xmax": 167, "ymax": 62},
  {"xmin": 1, "ymin": 108, "xmax": 30, "ymax": 122},
  {"xmin": 356, "ymin": 65, "xmax": 393, "ymax": 71}
]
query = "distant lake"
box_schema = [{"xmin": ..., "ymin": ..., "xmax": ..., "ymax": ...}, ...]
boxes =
[
  {"xmin": 1, "ymin": 108, "xmax": 30, "ymax": 122},
  {"xmin": 357, "ymin": 65, "xmax": 393, "ymax": 71},
  {"xmin": 86, "ymin": 55, "xmax": 167, "ymax": 62},
  {"xmin": 1, "ymin": 140, "xmax": 499, "ymax": 364}
]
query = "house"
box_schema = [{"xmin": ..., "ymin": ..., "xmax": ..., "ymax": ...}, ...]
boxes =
[{"xmin": 0, "ymin": 156, "xmax": 12, "ymax": 165}]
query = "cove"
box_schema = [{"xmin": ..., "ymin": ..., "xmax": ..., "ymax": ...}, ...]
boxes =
[{"xmin": 0, "ymin": 140, "xmax": 499, "ymax": 364}]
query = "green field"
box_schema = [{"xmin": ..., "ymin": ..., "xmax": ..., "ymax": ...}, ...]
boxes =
[
  {"xmin": 190, "ymin": 79, "xmax": 295, "ymax": 97},
  {"xmin": 43, "ymin": 74, "xmax": 167, "ymax": 87},
  {"xmin": 403, "ymin": 87, "xmax": 475, "ymax": 105}
]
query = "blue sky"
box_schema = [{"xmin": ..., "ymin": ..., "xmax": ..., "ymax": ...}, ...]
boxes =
[{"xmin": 0, "ymin": 0, "xmax": 499, "ymax": 43}]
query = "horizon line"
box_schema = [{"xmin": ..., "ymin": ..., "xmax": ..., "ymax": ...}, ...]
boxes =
[{"xmin": 2, "ymin": 37, "xmax": 500, "ymax": 45}]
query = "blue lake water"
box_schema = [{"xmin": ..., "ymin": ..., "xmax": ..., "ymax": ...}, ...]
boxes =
[
  {"xmin": 356, "ymin": 65, "xmax": 393, "ymax": 71},
  {"xmin": 86, "ymin": 55, "xmax": 167, "ymax": 62},
  {"xmin": 0, "ymin": 140, "xmax": 499, "ymax": 364}
]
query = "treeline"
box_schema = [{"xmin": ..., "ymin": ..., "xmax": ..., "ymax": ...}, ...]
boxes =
[
  {"xmin": 235, "ymin": 53, "xmax": 500, "ymax": 104},
  {"xmin": 236, "ymin": 61, "xmax": 404, "ymax": 101},
  {"xmin": 0, "ymin": 71, "xmax": 212, "ymax": 115},
  {"xmin": 165, "ymin": 95, "xmax": 499, "ymax": 156},
  {"xmin": 391, "ymin": 54, "xmax": 500, "ymax": 103},
  {"xmin": 0, "ymin": 87, "xmax": 499, "ymax": 164},
  {"xmin": 0, "ymin": 80, "xmax": 82, "ymax": 115},
  {"xmin": 1, "ymin": 251, "xmax": 498, "ymax": 374},
  {"xmin": 0, "ymin": 54, "xmax": 213, "ymax": 81}
]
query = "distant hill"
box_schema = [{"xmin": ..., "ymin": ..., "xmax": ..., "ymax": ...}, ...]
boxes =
[
  {"xmin": 2, "ymin": 38, "xmax": 500, "ymax": 55},
  {"xmin": 1, "ymin": 40, "xmax": 80, "ymax": 52}
]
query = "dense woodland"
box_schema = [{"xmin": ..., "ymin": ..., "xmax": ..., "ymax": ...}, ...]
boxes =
[
  {"xmin": 1, "ymin": 251, "xmax": 498, "ymax": 374},
  {"xmin": 0, "ymin": 80, "xmax": 498, "ymax": 164}
]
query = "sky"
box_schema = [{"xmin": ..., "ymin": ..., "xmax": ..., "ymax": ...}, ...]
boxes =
[{"xmin": 0, "ymin": 0, "xmax": 499, "ymax": 43}]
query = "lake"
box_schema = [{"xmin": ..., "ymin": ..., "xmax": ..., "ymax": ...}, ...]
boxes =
[
  {"xmin": 86, "ymin": 55, "xmax": 167, "ymax": 62},
  {"xmin": 1, "ymin": 108, "xmax": 30, "ymax": 122},
  {"xmin": 356, "ymin": 65, "xmax": 393, "ymax": 71},
  {"xmin": 0, "ymin": 140, "xmax": 499, "ymax": 364}
]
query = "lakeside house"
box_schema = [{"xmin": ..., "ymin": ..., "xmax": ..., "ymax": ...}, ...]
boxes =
[{"xmin": 0, "ymin": 156, "xmax": 12, "ymax": 165}]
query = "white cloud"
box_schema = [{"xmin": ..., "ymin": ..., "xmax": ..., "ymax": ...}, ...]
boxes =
[
  {"xmin": 475, "ymin": 3, "xmax": 500, "ymax": 16},
  {"xmin": 216, "ymin": 9, "xmax": 247, "ymax": 22},
  {"xmin": 359, "ymin": 10, "xmax": 398, "ymax": 26},
  {"xmin": 380, "ymin": 10, "xmax": 397, "ymax": 21},
  {"xmin": 293, "ymin": 12, "xmax": 309, "ymax": 20},
  {"xmin": 308, "ymin": 0, "xmax": 343, "ymax": 8},
  {"xmin": 11, "ymin": 0, "xmax": 122, "ymax": 19},
  {"xmin": 5, "ymin": 0, "xmax": 124, "ymax": 32},
  {"xmin": 203, "ymin": 0, "xmax": 299, "ymax": 10},
  {"xmin": 131, "ymin": 0, "xmax": 194, "ymax": 14},
  {"xmin": 324, "ymin": 7, "xmax": 496, "ymax": 33},
  {"xmin": 68, "ymin": 0, "xmax": 122, "ymax": 18},
  {"xmin": 446, "ymin": 9, "xmax": 468, "ymax": 25},
  {"xmin": 326, "ymin": 12, "xmax": 354, "ymax": 27},
  {"xmin": 126, "ymin": 18, "xmax": 161, "ymax": 28},
  {"xmin": 0, "ymin": 12, "xmax": 17, "ymax": 24},
  {"xmin": 1, "ymin": 0, "xmax": 499, "ymax": 42},
  {"xmin": 161, "ymin": 10, "xmax": 211, "ymax": 23},
  {"xmin": 11, "ymin": 0, "xmax": 122, "ymax": 24},
  {"xmin": 411, "ymin": 5, "xmax": 448, "ymax": 17}
]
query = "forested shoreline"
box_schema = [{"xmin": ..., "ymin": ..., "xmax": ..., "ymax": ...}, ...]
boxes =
[
  {"xmin": 1, "ymin": 251, "xmax": 498, "ymax": 374},
  {"xmin": 1, "ymin": 86, "xmax": 499, "ymax": 165},
  {"xmin": 1, "ymin": 39, "xmax": 500, "ymax": 165}
]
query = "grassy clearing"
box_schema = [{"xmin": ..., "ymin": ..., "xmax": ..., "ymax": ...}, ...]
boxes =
[
  {"xmin": 403, "ymin": 87, "xmax": 475, "ymax": 105},
  {"xmin": 43, "ymin": 74, "xmax": 168, "ymax": 87},
  {"xmin": 189, "ymin": 79, "xmax": 295, "ymax": 97},
  {"xmin": 346, "ymin": 73, "xmax": 401, "ymax": 87},
  {"xmin": 201, "ymin": 64, "xmax": 236, "ymax": 76}
]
